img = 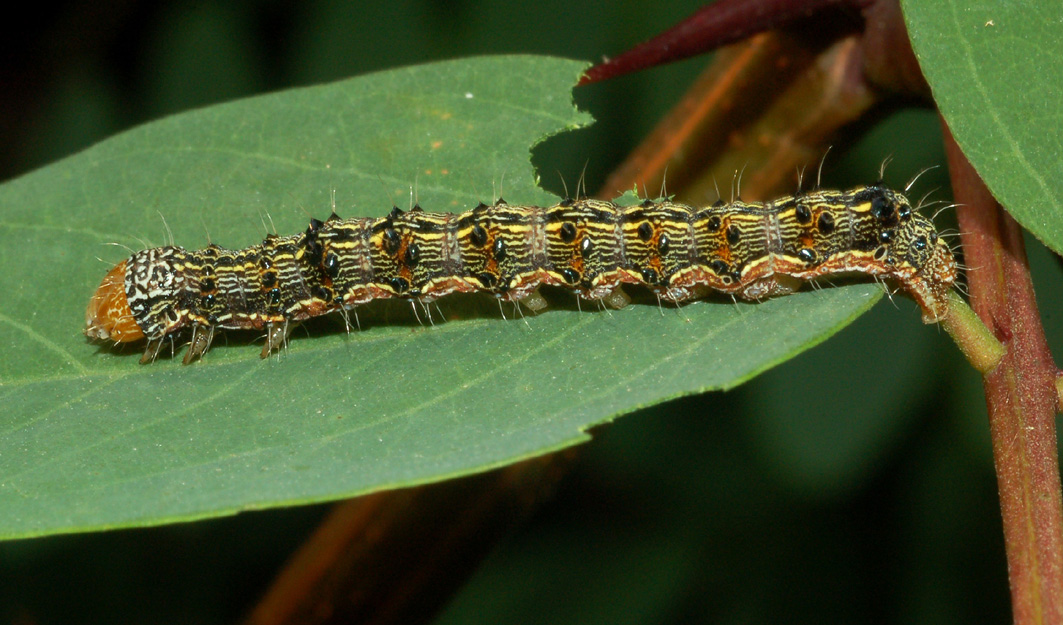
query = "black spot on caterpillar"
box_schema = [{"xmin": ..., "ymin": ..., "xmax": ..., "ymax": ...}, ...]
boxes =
[{"xmin": 85, "ymin": 184, "xmax": 956, "ymax": 364}]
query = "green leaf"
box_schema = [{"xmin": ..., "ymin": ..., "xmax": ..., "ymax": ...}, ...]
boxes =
[
  {"xmin": 0, "ymin": 55, "xmax": 881, "ymax": 540},
  {"xmin": 902, "ymin": 0, "xmax": 1063, "ymax": 254}
]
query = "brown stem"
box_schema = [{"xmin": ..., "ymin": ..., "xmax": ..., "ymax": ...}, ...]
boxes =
[
  {"xmin": 580, "ymin": 0, "xmax": 872, "ymax": 85},
  {"xmin": 598, "ymin": 28, "xmax": 877, "ymax": 203},
  {"xmin": 944, "ymin": 121, "xmax": 1063, "ymax": 625},
  {"xmin": 243, "ymin": 453, "xmax": 575, "ymax": 625}
]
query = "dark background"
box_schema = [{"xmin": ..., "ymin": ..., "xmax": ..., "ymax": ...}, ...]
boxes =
[{"xmin": 3, "ymin": 1, "xmax": 1061, "ymax": 623}]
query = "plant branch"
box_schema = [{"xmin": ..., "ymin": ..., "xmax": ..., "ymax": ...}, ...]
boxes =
[
  {"xmin": 598, "ymin": 28, "xmax": 876, "ymax": 203},
  {"xmin": 243, "ymin": 453, "xmax": 576, "ymax": 625},
  {"xmin": 944, "ymin": 122, "xmax": 1063, "ymax": 625},
  {"xmin": 580, "ymin": 0, "xmax": 872, "ymax": 85}
]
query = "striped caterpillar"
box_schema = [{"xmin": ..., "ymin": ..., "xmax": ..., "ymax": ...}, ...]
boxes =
[{"xmin": 85, "ymin": 184, "xmax": 956, "ymax": 364}]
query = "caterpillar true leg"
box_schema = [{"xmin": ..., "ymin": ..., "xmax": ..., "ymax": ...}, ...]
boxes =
[
  {"xmin": 140, "ymin": 337, "xmax": 167, "ymax": 365},
  {"xmin": 183, "ymin": 324, "xmax": 216, "ymax": 365}
]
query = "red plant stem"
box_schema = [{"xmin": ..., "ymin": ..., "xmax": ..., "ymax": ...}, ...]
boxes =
[
  {"xmin": 580, "ymin": 0, "xmax": 872, "ymax": 84},
  {"xmin": 944, "ymin": 122, "xmax": 1063, "ymax": 625}
]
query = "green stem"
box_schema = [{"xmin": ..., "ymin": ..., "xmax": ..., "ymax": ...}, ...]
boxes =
[{"xmin": 940, "ymin": 291, "xmax": 1005, "ymax": 374}]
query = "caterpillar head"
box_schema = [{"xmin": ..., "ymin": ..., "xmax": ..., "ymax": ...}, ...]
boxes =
[
  {"xmin": 84, "ymin": 260, "xmax": 143, "ymax": 342},
  {"xmin": 84, "ymin": 247, "xmax": 188, "ymax": 344}
]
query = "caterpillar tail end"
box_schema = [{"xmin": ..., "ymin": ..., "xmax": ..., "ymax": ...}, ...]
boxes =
[
  {"xmin": 84, "ymin": 261, "xmax": 145, "ymax": 343},
  {"xmin": 921, "ymin": 257, "xmax": 958, "ymax": 325}
]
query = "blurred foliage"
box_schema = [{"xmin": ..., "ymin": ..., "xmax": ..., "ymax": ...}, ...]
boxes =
[{"xmin": 2, "ymin": 0, "xmax": 1060, "ymax": 623}]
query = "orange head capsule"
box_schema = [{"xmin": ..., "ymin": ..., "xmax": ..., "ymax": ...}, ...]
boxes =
[{"xmin": 84, "ymin": 260, "xmax": 145, "ymax": 343}]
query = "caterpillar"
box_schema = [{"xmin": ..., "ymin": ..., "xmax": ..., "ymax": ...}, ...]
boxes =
[{"xmin": 85, "ymin": 184, "xmax": 957, "ymax": 364}]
